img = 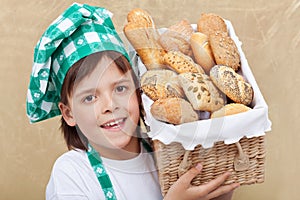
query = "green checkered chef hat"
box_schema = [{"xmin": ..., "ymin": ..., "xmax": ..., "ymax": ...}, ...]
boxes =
[{"xmin": 26, "ymin": 3, "xmax": 131, "ymax": 123}]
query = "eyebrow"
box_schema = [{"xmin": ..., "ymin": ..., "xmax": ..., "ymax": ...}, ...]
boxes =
[
  {"xmin": 74, "ymin": 88, "xmax": 96, "ymax": 99},
  {"xmin": 115, "ymin": 78, "xmax": 132, "ymax": 85}
]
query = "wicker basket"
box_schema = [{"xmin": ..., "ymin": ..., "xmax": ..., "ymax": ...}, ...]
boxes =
[
  {"xmin": 153, "ymin": 136, "xmax": 266, "ymax": 196},
  {"xmin": 136, "ymin": 21, "xmax": 271, "ymax": 196}
]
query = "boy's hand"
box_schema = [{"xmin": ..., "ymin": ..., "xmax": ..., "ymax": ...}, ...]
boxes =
[{"xmin": 164, "ymin": 163, "xmax": 239, "ymax": 200}]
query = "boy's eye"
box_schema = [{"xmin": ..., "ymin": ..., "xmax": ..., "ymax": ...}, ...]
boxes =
[
  {"xmin": 115, "ymin": 86, "xmax": 127, "ymax": 93},
  {"xmin": 84, "ymin": 95, "xmax": 96, "ymax": 103}
]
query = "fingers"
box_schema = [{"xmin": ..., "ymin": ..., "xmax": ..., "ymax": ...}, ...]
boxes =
[
  {"xmin": 206, "ymin": 183, "xmax": 240, "ymax": 199},
  {"xmin": 202, "ymin": 171, "xmax": 232, "ymax": 192},
  {"xmin": 166, "ymin": 163, "xmax": 240, "ymax": 200},
  {"xmin": 178, "ymin": 163, "xmax": 203, "ymax": 186},
  {"xmin": 188, "ymin": 170, "xmax": 240, "ymax": 199}
]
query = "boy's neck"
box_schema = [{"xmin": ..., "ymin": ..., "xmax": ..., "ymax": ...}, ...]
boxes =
[{"xmin": 90, "ymin": 137, "xmax": 141, "ymax": 160}]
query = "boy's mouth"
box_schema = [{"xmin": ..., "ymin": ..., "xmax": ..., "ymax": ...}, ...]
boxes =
[{"xmin": 100, "ymin": 118, "xmax": 126, "ymax": 129}]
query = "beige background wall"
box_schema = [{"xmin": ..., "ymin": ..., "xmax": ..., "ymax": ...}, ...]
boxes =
[{"xmin": 0, "ymin": 0, "xmax": 299, "ymax": 199}]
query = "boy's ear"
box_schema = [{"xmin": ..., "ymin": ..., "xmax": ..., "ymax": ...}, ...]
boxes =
[{"xmin": 58, "ymin": 102, "xmax": 76, "ymax": 126}]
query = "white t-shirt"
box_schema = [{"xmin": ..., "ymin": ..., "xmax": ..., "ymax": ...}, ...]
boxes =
[{"xmin": 46, "ymin": 146, "xmax": 163, "ymax": 200}]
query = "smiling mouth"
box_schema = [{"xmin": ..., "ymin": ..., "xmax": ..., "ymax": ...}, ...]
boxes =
[{"xmin": 100, "ymin": 118, "xmax": 126, "ymax": 129}]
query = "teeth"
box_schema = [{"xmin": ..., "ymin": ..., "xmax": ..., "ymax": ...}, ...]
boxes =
[{"xmin": 103, "ymin": 119, "xmax": 124, "ymax": 127}]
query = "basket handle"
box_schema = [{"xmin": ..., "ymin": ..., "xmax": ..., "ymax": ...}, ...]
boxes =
[
  {"xmin": 234, "ymin": 141, "xmax": 250, "ymax": 171},
  {"xmin": 178, "ymin": 150, "xmax": 192, "ymax": 177}
]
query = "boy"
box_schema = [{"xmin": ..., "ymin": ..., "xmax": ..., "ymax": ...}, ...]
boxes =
[{"xmin": 26, "ymin": 3, "xmax": 238, "ymax": 200}]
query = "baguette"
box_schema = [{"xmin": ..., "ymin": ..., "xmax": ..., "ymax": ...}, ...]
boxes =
[
  {"xmin": 151, "ymin": 97, "xmax": 198, "ymax": 124},
  {"xmin": 141, "ymin": 69, "xmax": 184, "ymax": 101},
  {"xmin": 159, "ymin": 19, "xmax": 194, "ymax": 57},
  {"xmin": 209, "ymin": 31, "xmax": 240, "ymax": 71},
  {"xmin": 124, "ymin": 8, "xmax": 166, "ymax": 70},
  {"xmin": 190, "ymin": 32, "xmax": 215, "ymax": 74},
  {"xmin": 210, "ymin": 65, "xmax": 253, "ymax": 105},
  {"xmin": 197, "ymin": 13, "xmax": 228, "ymax": 36},
  {"xmin": 178, "ymin": 72, "xmax": 225, "ymax": 112},
  {"xmin": 211, "ymin": 103, "xmax": 251, "ymax": 118},
  {"xmin": 163, "ymin": 50, "xmax": 205, "ymax": 74}
]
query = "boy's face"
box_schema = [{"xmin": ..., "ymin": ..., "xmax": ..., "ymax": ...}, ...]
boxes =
[{"xmin": 62, "ymin": 55, "xmax": 140, "ymax": 156}]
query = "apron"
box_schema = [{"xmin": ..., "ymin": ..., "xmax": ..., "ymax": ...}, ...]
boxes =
[{"xmin": 86, "ymin": 139, "xmax": 153, "ymax": 200}]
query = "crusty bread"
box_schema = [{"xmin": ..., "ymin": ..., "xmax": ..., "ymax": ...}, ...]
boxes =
[
  {"xmin": 209, "ymin": 31, "xmax": 240, "ymax": 71},
  {"xmin": 124, "ymin": 8, "xmax": 166, "ymax": 70},
  {"xmin": 211, "ymin": 103, "xmax": 251, "ymax": 118},
  {"xmin": 190, "ymin": 32, "xmax": 215, "ymax": 74},
  {"xmin": 197, "ymin": 13, "xmax": 228, "ymax": 36},
  {"xmin": 163, "ymin": 50, "xmax": 205, "ymax": 74},
  {"xmin": 159, "ymin": 19, "xmax": 194, "ymax": 57},
  {"xmin": 141, "ymin": 69, "xmax": 184, "ymax": 101},
  {"xmin": 178, "ymin": 72, "xmax": 225, "ymax": 112},
  {"xmin": 210, "ymin": 65, "xmax": 253, "ymax": 105},
  {"xmin": 150, "ymin": 97, "xmax": 198, "ymax": 124}
]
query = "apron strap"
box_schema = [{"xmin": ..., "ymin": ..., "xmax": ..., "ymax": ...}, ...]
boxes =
[
  {"xmin": 141, "ymin": 138, "xmax": 153, "ymax": 153},
  {"xmin": 86, "ymin": 139, "xmax": 153, "ymax": 200},
  {"xmin": 86, "ymin": 144, "xmax": 117, "ymax": 200}
]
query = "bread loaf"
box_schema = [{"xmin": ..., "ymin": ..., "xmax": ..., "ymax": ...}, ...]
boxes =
[
  {"xmin": 197, "ymin": 13, "xmax": 228, "ymax": 36},
  {"xmin": 163, "ymin": 51, "xmax": 205, "ymax": 74},
  {"xmin": 141, "ymin": 69, "xmax": 184, "ymax": 101},
  {"xmin": 178, "ymin": 72, "xmax": 225, "ymax": 112},
  {"xmin": 124, "ymin": 8, "xmax": 166, "ymax": 70},
  {"xmin": 159, "ymin": 20, "xmax": 194, "ymax": 57},
  {"xmin": 209, "ymin": 31, "xmax": 240, "ymax": 71},
  {"xmin": 190, "ymin": 32, "xmax": 215, "ymax": 74},
  {"xmin": 211, "ymin": 103, "xmax": 251, "ymax": 118},
  {"xmin": 151, "ymin": 97, "xmax": 198, "ymax": 124},
  {"xmin": 210, "ymin": 65, "xmax": 253, "ymax": 105}
]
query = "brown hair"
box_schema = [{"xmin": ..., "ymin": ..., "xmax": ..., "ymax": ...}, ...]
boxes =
[{"xmin": 60, "ymin": 51, "xmax": 140, "ymax": 151}]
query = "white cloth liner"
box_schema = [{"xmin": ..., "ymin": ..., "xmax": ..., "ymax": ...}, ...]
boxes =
[{"xmin": 138, "ymin": 20, "xmax": 272, "ymax": 150}]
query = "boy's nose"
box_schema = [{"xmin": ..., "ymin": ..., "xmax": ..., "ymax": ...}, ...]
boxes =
[{"xmin": 99, "ymin": 93, "xmax": 119, "ymax": 114}]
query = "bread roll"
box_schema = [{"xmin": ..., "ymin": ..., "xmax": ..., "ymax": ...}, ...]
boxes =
[
  {"xmin": 178, "ymin": 72, "xmax": 225, "ymax": 112},
  {"xmin": 209, "ymin": 31, "xmax": 240, "ymax": 71},
  {"xmin": 159, "ymin": 20, "xmax": 194, "ymax": 57},
  {"xmin": 124, "ymin": 8, "xmax": 166, "ymax": 70},
  {"xmin": 210, "ymin": 65, "xmax": 253, "ymax": 105},
  {"xmin": 190, "ymin": 32, "xmax": 215, "ymax": 74},
  {"xmin": 151, "ymin": 97, "xmax": 198, "ymax": 124},
  {"xmin": 197, "ymin": 13, "xmax": 228, "ymax": 36},
  {"xmin": 141, "ymin": 69, "xmax": 184, "ymax": 101},
  {"xmin": 211, "ymin": 103, "xmax": 251, "ymax": 118},
  {"xmin": 163, "ymin": 50, "xmax": 205, "ymax": 74}
]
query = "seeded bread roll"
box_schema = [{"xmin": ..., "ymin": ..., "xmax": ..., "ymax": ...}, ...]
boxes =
[
  {"xmin": 124, "ymin": 8, "xmax": 166, "ymax": 70},
  {"xmin": 178, "ymin": 72, "xmax": 225, "ymax": 112},
  {"xmin": 151, "ymin": 97, "xmax": 199, "ymax": 124},
  {"xmin": 209, "ymin": 31, "xmax": 240, "ymax": 71},
  {"xmin": 163, "ymin": 50, "xmax": 205, "ymax": 74},
  {"xmin": 190, "ymin": 32, "xmax": 215, "ymax": 74},
  {"xmin": 159, "ymin": 19, "xmax": 194, "ymax": 57},
  {"xmin": 197, "ymin": 13, "xmax": 228, "ymax": 36},
  {"xmin": 211, "ymin": 103, "xmax": 251, "ymax": 118},
  {"xmin": 141, "ymin": 69, "xmax": 184, "ymax": 101},
  {"xmin": 210, "ymin": 65, "xmax": 253, "ymax": 105}
]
